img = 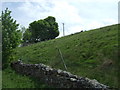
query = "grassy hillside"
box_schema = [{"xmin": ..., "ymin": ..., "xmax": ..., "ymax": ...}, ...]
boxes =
[{"xmin": 3, "ymin": 24, "xmax": 119, "ymax": 88}]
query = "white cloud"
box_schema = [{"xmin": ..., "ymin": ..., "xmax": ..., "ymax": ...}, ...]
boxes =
[
  {"xmin": 14, "ymin": 0, "xmax": 84, "ymax": 37},
  {"xmin": 103, "ymin": 19, "xmax": 117, "ymax": 24},
  {"xmin": 86, "ymin": 21, "xmax": 105, "ymax": 30},
  {"xmin": 51, "ymin": 1, "xmax": 83, "ymax": 23},
  {"xmin": 19, "ymin": 1, "xmax": 83, "ymax": 24},
  {"xmin": 2, "ymin": 0, "xmax": 119, "ymax": 3},
  {"xmin": 67, "ymin": 25, "xmax": 83, "ymax": 35},
  {"xmin": 2, "ymin": 0, "xmax": 118, "ymax": 37}
]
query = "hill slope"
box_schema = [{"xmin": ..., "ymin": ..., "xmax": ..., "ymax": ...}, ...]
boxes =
[{"xmin": 3, "ymin": 24, "xmax": 119, "ymax": 88}]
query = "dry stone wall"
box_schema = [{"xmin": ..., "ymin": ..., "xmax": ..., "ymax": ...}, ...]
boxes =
[{"xmin": 11, "ymin": 60, "xmax": 110, "ymax": 89}]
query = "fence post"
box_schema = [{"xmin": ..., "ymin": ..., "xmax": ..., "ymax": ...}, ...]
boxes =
[{"xmin": 57, "ymin": 48, "xmax": 68, "ymax": 71}]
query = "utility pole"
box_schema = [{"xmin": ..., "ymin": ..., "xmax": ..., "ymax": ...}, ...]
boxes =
[{"xmin": 62, "ymin": 23, "xmax": 65, "ymax": 36}]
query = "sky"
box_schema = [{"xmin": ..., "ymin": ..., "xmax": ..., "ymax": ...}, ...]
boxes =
[{"xmin": 1, "ymin": 0, "xmax": 119, "ymax": 37}]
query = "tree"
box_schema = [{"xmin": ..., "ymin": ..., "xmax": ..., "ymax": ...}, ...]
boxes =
[
  {"xmin": 0, "ymin": 18, "xmax": 2, "ymax": 69},
  {"xmin": 1, "ymin": 8, "xmax": 22, "ymax": 68},
  {"xmin": 24, "ymin": 16, "xmax": 59, "ymax": 43},
  {"xmin": 23, "ymin": 28, "xmax": 32, "ymax": 43},
  {"xmin": 44, "ymin": 16, "xmax": 59, "ymax": 40}
]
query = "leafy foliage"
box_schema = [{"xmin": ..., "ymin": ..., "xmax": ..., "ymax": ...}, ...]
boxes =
[
  {"xmin": 1, "ymin": 8, "xmax": 22, "ymax": 68},
  {"xmin": 23, "ymin": 16, "xmax": 59, "ymax": 43}
]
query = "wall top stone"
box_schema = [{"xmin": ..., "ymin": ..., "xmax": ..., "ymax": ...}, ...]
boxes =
[{"xmin": 11, "ymin": 60, "xmax": 110, "ymax": 89}]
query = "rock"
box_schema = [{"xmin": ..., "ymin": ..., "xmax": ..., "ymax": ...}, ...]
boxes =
[
  {"xmin": 70, "ymin": 78, "xmax": 77, "ymax": 82},
  {"xmin": 46, "ymin": 67, "xmax": 53, "ymax": 72},
  {"xmin": 57, "ymin": 69, "xmax": 62, "ymax": 74}
]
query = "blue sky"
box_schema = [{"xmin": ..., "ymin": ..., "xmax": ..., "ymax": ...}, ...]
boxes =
[{"xmin": 1, "ymin": 0, "xmax": 119, "ymax": 37}]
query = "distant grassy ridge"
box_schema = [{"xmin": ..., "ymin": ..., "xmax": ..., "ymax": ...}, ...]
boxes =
[{"xmin": 3, "ymin": 24, "xmax": 119, "ymax": 88}]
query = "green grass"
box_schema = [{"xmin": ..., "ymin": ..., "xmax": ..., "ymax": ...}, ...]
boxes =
[
  {"xmin": 2, "ymin": 66, "xmax": 51, "ymax": 88},
  {"xmin": 0, "ymin": 70, "xmax": 2, "ymax": 89},
  {"xmin": 3, "ymin": 24, "xmax": 119, "ymax": 88}
]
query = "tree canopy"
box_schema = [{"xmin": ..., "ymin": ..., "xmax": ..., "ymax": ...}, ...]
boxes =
[
  {"xmin": 1, "ymin": 8, "xmax": 22, "ymax": 68},
  {"xmin": 23, "ymin": 16, "xmax": 59, "ymax": 43}
]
